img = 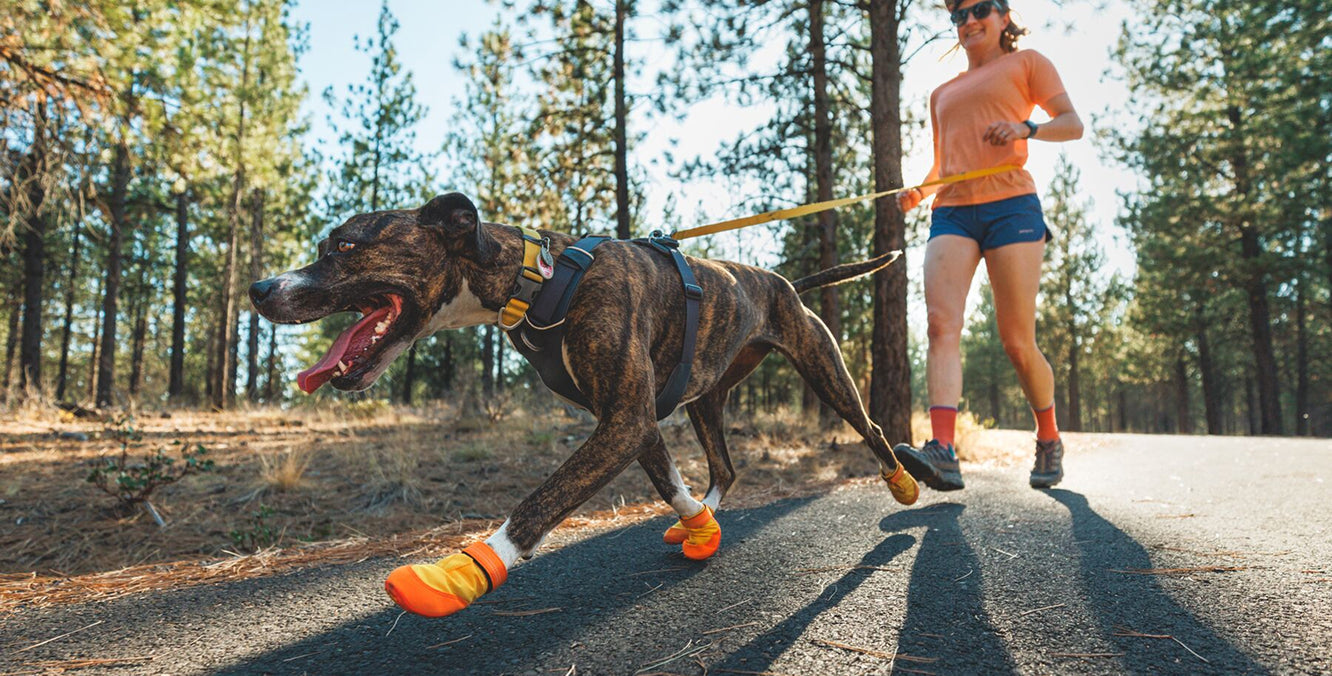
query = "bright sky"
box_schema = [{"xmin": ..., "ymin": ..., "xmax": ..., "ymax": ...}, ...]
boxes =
[{"xmin": 291, "ymin": 0, "xmax": 1137, "ymax": 327}]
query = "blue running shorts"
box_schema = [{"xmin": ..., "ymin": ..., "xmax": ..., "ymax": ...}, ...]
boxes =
[{"xmin": 929, "ymin": 193, "xmax": 1051, "ymax": 251}]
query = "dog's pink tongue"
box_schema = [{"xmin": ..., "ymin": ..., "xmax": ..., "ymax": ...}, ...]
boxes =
[{"xmin": 297, "ymin": 305, "xmax": 392, "ymax": 394}]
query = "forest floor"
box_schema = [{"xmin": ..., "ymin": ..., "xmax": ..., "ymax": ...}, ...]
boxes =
[{"xmin": 0, "ymin": 400, "xmax": 1077, "ymax": 610}]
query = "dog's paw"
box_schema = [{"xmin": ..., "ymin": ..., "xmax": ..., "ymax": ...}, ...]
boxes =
[
  {"xmin": 663, "ymin": 521, "xmax": 688, "ymax": 545},
  {"xmin": 678, "ymin": 506, "xmax": 721, "ymax": 560},
  {"xmin": 384, "ymin": 542, "xmax": 507, "ymax": 618},
  {"xmin": 883, "ymin": 465, "xmax": 920, "ymax": 505}
]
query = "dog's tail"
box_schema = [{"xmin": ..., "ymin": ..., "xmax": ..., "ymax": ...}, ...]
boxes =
[{"xmin": 791, "ymin": 250, "xmax": 902, "ymax": 294}]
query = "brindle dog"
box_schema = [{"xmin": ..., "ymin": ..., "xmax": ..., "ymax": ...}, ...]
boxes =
[{"xmin": 249, "ymin": 192, "xmax": 918, "ymax": 580}]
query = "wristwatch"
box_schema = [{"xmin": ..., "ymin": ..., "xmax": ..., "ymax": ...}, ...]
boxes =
[{"xmin": 1022, "ymin": 120, "xmax": 1039, "ymax": 139}]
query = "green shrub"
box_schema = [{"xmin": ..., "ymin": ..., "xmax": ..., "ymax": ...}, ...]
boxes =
[{"xmin": 86, "ymin": 416, "xmax": 215, "ymax": 522}]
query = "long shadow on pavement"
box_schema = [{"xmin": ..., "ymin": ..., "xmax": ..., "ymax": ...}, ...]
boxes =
[
  {"xmin": 887, "ymin": 502, "xmax": 1017, "ymax": 674},
  {"xmin": 1046, "ymin": 489, "xmax": 1265, "ymax": 674},
  {"xmin": 708, "ymin": 533, "xmax": 917, "ymax": 672},
  {"xmin": 213, "ymin": 496, "xmax": 815, "ymax": 675},
  {"xmin": 711, "ymin": 502, "xmax": 1016, "ymax": 674}
]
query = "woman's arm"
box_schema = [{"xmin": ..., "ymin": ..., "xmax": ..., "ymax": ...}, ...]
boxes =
[{"xmin": 982, "ymin": 93, "xmax": 1084, "ymax": 145}]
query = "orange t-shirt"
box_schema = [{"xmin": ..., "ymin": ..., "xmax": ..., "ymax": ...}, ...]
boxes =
[{"xmin": 930, "ymin": 49, "xmax": 1067, "ymax": 207}]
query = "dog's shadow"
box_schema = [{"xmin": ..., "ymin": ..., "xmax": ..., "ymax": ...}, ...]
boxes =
[{"xmin": 211, "ymin": 496, "xmax": 815, "ymax": 675}]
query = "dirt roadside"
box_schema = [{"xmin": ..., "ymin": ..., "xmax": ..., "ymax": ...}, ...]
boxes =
[{"xmin": 1, "ymin": 402, "xmax": 1052, "ymax": 612}]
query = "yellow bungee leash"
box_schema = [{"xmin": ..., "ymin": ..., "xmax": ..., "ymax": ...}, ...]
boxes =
[{"xmin": 671, "ymin": 164, "xmax": 1020, "ymax": 241}]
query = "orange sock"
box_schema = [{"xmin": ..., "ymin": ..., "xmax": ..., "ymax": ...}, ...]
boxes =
[
  {"xmin": 1033, "ymin": 404, "xmax": 1059, "ymax": 442},
  {"xmin": 930, "ymin": 406, "xmax": 958, "ymax": 447}
]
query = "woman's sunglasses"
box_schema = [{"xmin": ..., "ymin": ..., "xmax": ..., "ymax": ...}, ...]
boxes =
[{"xmin": 950, "ymin": 0, "xmax": 1006, "ymax": 26}]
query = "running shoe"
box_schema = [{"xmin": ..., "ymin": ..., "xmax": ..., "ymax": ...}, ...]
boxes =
[{"xmin": 892, "ymin": 439, "xmax": 965, "ymax": 491}]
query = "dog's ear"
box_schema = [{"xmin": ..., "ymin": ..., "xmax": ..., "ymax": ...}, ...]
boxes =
[{"xmin": 419, "ymin": 192, "xmax": 498, "ymax": 263}]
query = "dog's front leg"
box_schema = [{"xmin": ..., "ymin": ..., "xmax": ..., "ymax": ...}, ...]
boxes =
[{"xmin": 385, "ymin": 406, "xmax": 659, "ymax": 618}]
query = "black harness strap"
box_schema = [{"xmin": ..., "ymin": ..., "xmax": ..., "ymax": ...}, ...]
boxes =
[
  {"xmin": 634, "ymin": 233, "xmax": 702, "ymax": 420},
  {"xmin": 504, "ymin": 232, "xmax": 702, "ymax": 421}
]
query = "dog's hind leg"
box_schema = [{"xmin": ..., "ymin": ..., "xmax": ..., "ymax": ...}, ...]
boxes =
[
  {"xmin": 638, "ymin": 438, "xmax": 721, "ymax": 559},
  {"xmin": 657, "ymin": 344, "xmax": 771, "ymax": 551},
  {"xmin": 769, "ymin": 302, "xmax": 919, "ymax": 506},
  {"xmin": 689, "ymin": 343, "xmax": 772, "ymax": 510}
]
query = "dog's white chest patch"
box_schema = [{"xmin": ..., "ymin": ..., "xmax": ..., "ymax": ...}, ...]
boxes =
[{"xmin": 421, "ymin": 279, "xmax": 493, "ymax": 334}]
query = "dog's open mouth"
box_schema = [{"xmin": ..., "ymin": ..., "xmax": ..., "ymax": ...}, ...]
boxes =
[{"xmin": 297, "ymin": 293, "xmax": 405, "ymax": 393}]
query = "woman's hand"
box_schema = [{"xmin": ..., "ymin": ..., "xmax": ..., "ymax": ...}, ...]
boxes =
[
  {"xmin": 897, "ymin": 187, "xmax": 923, "ymax": 213},
  {"xmin": 982, "ymin": 120, "xmax": 1030, "ymax": 146}
]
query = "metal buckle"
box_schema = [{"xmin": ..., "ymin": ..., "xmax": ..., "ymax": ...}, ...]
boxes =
[{"xmin": 684, "ymin": 283, "xmax": 703, "ymax": 300}]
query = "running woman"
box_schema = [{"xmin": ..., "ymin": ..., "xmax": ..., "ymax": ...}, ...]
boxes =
[{"xmin": 894, "ymin": 0, "xmax": 1083, "ymax": 490}]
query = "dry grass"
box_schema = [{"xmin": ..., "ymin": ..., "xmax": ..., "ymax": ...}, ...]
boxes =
[
  {"xmin": 257, "ymin": 446, "xmax": 313, "ymax": 493},
  {"xmin": 0, "ymin": 399, "xmax": 1054, "ymax": 588}
]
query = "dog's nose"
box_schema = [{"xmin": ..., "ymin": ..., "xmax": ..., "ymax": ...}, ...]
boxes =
[{"xmin": 249, "ymin": 278, "xmax": 278, "ymax": 307}]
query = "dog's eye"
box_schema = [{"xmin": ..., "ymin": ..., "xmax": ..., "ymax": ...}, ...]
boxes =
[{"xmin": 337, "ymin": 240, "xmax": 356, "ymax": 254}]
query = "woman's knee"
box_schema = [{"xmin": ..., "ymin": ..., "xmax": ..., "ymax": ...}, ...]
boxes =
[
  {"xmin": 1001, "ymin": 337, "xmax": 1041, "ymax": 369},
  {"xmin": 926, "ymin": 308, "xmax": 964, "ymax": 345}
]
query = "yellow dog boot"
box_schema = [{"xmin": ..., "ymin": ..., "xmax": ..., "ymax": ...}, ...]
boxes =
[
  {"xmin": 677, "ymin": 506, "xmax": 721, "ymax": 560},
  {"xmin": 882, "ymin": 463, "xmax": 919, "ymax": 505},
  {"xmin": 384, "ymin": 542, "xmax": 507, "ymax": 618}
]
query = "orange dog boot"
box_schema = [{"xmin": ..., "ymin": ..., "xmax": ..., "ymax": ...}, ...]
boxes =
[
  {"xmin": 678, "ymin": 506, "xmax": 721, "ymax": 560},
  {"xmin": 384, "ymin": 542, "xmax": 508, "ymax": 618},
  {"xmin": 882, "ymin": 463, "xmax": 919, "ymax": 505},
  {"xmin": 662, "ymin": 520, "xmax": 688, "ymax": 544}
]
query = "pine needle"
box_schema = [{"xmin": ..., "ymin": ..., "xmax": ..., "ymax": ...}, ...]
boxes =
[
  {"xmin": 1110, "ymin": 566, "xmax": 1245, "ymax": 575},
  {"xmin": 15, "ymin": 620, "xmax": 104, "ymax": 653},
  {"xmin": 493, "ymin": 607, "xmax": 561, "ymax": 617},
  {"xmin": 701, "ymin": 622, "xmax": 759, "ymax": 636},
  {"xmin": 1113, "ymin": 626, "xmax": 1209, "ymax": 663},
  {"xmin": 811, "ymin": 639, "xmax": 937, "ymax": 663}
]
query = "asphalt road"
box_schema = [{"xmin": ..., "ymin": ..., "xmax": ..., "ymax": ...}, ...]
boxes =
[{"xmin": 2, "ymin": 434, "xmax": 1329, "ymax": 675}]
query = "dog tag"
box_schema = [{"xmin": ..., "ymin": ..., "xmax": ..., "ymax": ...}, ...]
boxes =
[{"xmin": 538, "ymin": 240, "xmax": 555, "ymax": 279}]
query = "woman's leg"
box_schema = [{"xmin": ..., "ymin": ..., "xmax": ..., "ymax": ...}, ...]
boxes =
[
  {"xmin": 983, "ymin": 240, "xmax": 1054, "ymax": 410},
  {"xmin": 985, "ymin": 239, "xmax": 1065, "ymax": 487},
  {"xmin": 895, "ymin": 234, "xmax": 981, "ymax": 492},
  {"xmin": 924, "ymin": 234, "xmax": 983, "ymax": 422}
]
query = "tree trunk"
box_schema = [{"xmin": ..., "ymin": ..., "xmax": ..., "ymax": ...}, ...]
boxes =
[
  {"xmin": 97, "ymin": 142, "xmax": 131, "ymax": 408},
  {"xmin": 213, "ymin": 26, "xmax": 253, "ymax": 410},
  {"xmin": 265, "ymin": 323, "xmax": 278, "ymax": 401},
  {"xmin": 18, "ymin": 104, "xmax": 48, "ymax": 396},
  {"xmin": 1196, "ymin": 322, "xmax": 1222, "ymax": 435},
  {"xmin": 1227, "ymin": 105, "xmax": 1281, "ymax": 434},
  {"xmin": 613, "ymin": 0, "xmax": 631, "ymax": 239},
  {"xmin": 402, "ymin": 343, "xmax": 417, "ymax": 404},
  {"xmin": 246, "ymin": 188, "xmax": 265, "ymax": 401},
  {"xmin": 204, "ymin": 322, "xmax": 216, "ymax": 403},
  {"xmin": 56, "ymin": 223, "xmax": 81, "ymax": 401},
  {"xmin": 481, "ymin": 326, "xmax": 494, "ymax": 397},
  {"xmin": 86, "ymin": 275, "xmax": 102, "ymax": 401},
  {"xmin": 1117, "ymin": 388, "xmax": 1128, "ymax": 432},
  {"xmin": 1295, "ymin": 271, "xmax": 1309, "ymax": 436},
  {"xmin": 1245, "ymin": 374, "xmax": 1258, "ymax": 435},
  {"xmin": 1174, "ymin": 354, "xmax": 1191, "ymax": 434},
  {"xmin": 128, "ymin": 299, "xmax": 148, "ymax": 398},
  {"xmin": 1064, "ymin": 341, "xmax": 1080, "ymax": 431},
  {"xmin": 809, "ymin": 0, "xmax": 839, "ymax": 427},
  {"xmin": 169, "ymin": 191, "xmax": 189, "ymax": 401},
  {"xmin": 867, "ymin": 0, "xmax": 911, "ymax": 445},
  {"xmin": 494, "ymin": 331, "xmax": 505, "ymax": 393},
  {"xmin": 2, "ymin": 290, "xmax": 19, "ymax": 398}
]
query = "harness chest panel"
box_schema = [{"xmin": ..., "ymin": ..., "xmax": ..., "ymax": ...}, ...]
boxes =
[{"xmin": 505, "ymin": 233, "xmax": 701, "ymax": 421}]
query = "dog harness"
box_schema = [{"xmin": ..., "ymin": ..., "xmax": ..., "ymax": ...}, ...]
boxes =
[{"xmin": 502, "ymin": 227, "xmax": 701, "ymax": 421}]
